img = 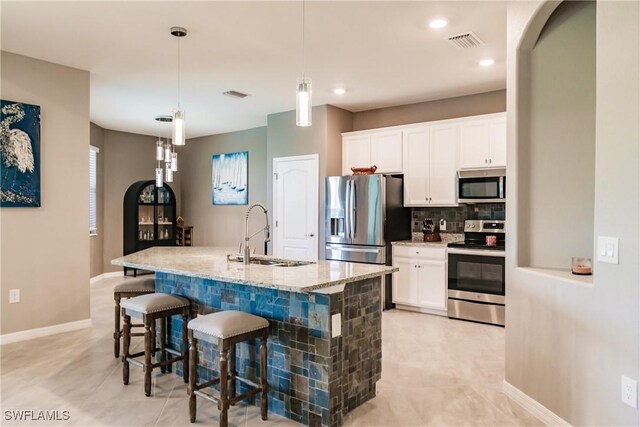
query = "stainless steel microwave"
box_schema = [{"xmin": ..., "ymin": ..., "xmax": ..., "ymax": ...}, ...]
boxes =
[{"xmin": 458, "ymin": 168, "xmax": 506, "ymax": 203}]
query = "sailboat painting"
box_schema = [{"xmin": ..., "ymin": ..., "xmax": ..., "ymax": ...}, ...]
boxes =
[
  {"xmin": 212, "ymin": 151, "xmax": 248, "ymax": 205},
  {"xmin": 1, "ymin": 100, "xmax": 41, "ymax": 207}
]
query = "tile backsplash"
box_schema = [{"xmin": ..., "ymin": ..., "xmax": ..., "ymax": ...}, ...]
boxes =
[{"xmin": 412, "ymin": 203, "xmax": 505, "ymax": 233}]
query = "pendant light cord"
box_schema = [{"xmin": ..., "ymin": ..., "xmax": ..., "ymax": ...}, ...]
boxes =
[
  {"xmin": 177, "ymin": 36, "xmax": 181, "ymax": 109},
  {"xmin": 302, "ymin": 0, "xmax": 305, "ymax": 77}
]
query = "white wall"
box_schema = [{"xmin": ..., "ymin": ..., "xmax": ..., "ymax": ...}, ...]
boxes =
[
  {"xmin": 505, "ymin": 2, "xmax": 640, "ymax": 425},
  {"xmin": 1, "ymin": 52, "xmax": 90, "ymax": 334}
]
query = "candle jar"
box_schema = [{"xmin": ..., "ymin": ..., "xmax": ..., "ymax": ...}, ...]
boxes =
[{"xmin": 572, "ymin": 257, "xmax": 592, "ymax": 275}]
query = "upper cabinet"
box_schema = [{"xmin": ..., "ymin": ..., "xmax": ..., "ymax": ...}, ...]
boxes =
[
  {"xmin": 341, "ymin": 112, "xmax": 506, "ymax": 206},
  {"xmin": 458, "ymin": 114, "xmax": 506, "ymax": 169},
  {"xmin": 342, "ymin": 130, "xmax": 402, "ymax": 175},
  {"xmin": 402, "ymin": 124, "xmax": 458, "ymax": 207}
]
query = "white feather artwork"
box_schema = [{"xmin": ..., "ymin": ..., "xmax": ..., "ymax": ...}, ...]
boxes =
[
  {"xmin": 1, "ymin": 100, "xmax": 40, "ymax": 207},
  {"xmin": 1, "ymin": 103, "xmax": 34, "ymax": 173}
]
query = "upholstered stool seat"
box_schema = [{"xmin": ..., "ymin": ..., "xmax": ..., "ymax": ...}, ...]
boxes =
[
  {"xmin": 114, "ymin": 278, "xmax": 156, "ymax": 293},
  {"xmin": 113, "ymin": 277, "xmax": 156, "ymax": 358},
  {"xmin": 121, "ymin": 292, "xmax": 192, "ymax": 396},
  {"xmin": 187, "ymin": 311, "xmax": 270, "ymax": 427},
  {"xmin": 121, "ymin": 293, "xmax": 189, "ymax": 315},
  {"xmin": 188, "ymin": 311, "xmax": 269, "ymax": 339}
]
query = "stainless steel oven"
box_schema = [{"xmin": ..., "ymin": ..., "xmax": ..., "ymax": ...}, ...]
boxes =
[{"xmin": 447, "ymin": 219, "xmax": 506, "ymax": 326}]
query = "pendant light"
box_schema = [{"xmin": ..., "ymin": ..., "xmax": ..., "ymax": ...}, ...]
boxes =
[
  {"xmin": 296, "ymin": 0, "xmax": 312, "ymax": 127},
  {"xmin": 154, "ymin": 115, "xmax": 173, "ymax": 187},
  {"xmin": 171, "ymin": 26, "xmax": 187, "ymax": 145}
]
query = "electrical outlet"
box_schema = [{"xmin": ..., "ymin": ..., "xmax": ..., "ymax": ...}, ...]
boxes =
[
  {"xmin": 9, "ymin": 289, "xmax": 20, "ymax": 304},
  {"xmin": 622, "ymin": 376, "xmax": 637, "ymax": 408},
  {"xmin": 440, "ymin": 219, "xmax": 447, "ymax": 231}
]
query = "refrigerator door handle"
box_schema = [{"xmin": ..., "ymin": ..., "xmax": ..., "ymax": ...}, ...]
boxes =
[
  {"xmin": 350, "ymin": 180, "xmax": 357, "ymax": 239},
  {"xmin": 325, "ymin": 245, "xmax": 381, "ymax": 254},
  {"xmin": 344, "ymin": 180, "xmax": 351, "ymax": 239}
]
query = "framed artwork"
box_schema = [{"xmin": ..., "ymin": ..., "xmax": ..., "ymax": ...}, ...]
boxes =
[
  {"xmin": 212, "ymin": 151, "xmax": 248, "ymax": 205},
  {"xmin": 1, "ymin": 100, "xmax": 41, "ymax": 207}
]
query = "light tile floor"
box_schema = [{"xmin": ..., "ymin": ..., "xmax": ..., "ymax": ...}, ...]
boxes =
[{"xmin": 1, "ymin": 276, "xmax": 542, "ymax": 426}]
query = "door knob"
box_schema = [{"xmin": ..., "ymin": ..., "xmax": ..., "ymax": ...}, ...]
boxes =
[{"xmin": 306, "ymin": 233, "xmax": 315, "ymax": 237}]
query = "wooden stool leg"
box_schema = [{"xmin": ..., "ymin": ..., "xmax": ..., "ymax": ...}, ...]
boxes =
[
  {"xmin": 151, "ymin": 319, "xmax": 157, "ymax": 364},
  {"xmin": 260, "ymin": 330, "xmax": 268, "ymax": 421},
  {"xmin": 114, "ymin": 294, "xmax": 121, "ymax": 358},
  {"xmin": 182, "ymin": 312, "xmax": 189, "ymax": 383},
  {"xmin": 122, "ymin": 312, "xmax": 131, "ymax": 385},
  {"xmin": 229, "ymin": 344, "xmax": 236, "ymax": 404},
  {"xmin": 188, "ymin": 330, "xmax": 197, "ymax": 423},
  {"xmin": 144, "ymin": 317, "xmax": 153, "ymax": 396},
  {"xmin": 219, "ymin": 344, "xmax": 229, "ymax": 427},
  {"xmin": 166, "ymin": 316, "xmax": 173, "ymax": 373},
  {"xmin": 160, "ymin": 316, "xmax": 167, "ymax": 373}
]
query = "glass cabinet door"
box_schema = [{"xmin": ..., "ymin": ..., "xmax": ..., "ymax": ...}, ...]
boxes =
[
  {"xmin": 138, "ymin": 205, "xmax": 155, "ymax": 241},
  {"xmin": 156, "ymin": 187, "xmax": 174, "ymax": 241}
]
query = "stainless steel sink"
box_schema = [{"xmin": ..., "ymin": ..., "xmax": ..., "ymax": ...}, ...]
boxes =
[{"xmin": 226, "ymin": 254, "xmax": 314, "ymax": 267}]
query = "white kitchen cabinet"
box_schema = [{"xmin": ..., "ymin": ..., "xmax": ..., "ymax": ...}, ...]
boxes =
[
  {"xmin": 402, "ymin": 124, "xmax": 458, "ymax": 207},
  {"xmin": 342, "ymin": 131, "xmax": 402, "ymax": 175},
  {"xmin": 392, "ymin": 245, "xmax": 447, "ymax": 315},
  {"xmin": 370, "ymin": 130, "xmax": 402, "ymax": 173},
  {"xmin": 342, "ymin": 134, "xmax": 371, "ymax": 175},
  {"xmin": 458, "ymin": 114, "xmax": 506, "ymax": 169}
]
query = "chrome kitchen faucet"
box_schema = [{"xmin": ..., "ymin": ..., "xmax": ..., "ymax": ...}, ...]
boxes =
[{"xmin": 243, "ymin": 203, "xmax": 270, "ymax": 264}]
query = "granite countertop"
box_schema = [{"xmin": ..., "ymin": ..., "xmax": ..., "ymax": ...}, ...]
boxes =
[
  {"xmin": 391, "ymin": 233, "xmax": 463, "ymax": 248},
  {"xmin": 111, "ymin": 247, "xmax": 396, "ymax": 293}
]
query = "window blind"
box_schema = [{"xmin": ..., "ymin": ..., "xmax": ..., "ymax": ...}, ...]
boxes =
[{"xmin": 89, "ymin": 146, "xmax": 99, "ymax": 236}]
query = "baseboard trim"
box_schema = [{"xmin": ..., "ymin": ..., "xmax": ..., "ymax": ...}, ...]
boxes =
[
  {"xmin": 502, "ymin": 380, "xmax": 571, "ymax": 426},
  {"xmin": 394, "ymin": 304, "xmax": 448, "ymax": 317},
  {"xmin": 0, "ymin": 318, "xmax": 92, "ymax": 346},
  {"xmin": 90, "ymin": 271, "xmax": 123, "ymax": 284}
]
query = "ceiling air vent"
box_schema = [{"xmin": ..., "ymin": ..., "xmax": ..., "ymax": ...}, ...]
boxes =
[
  {"xmin": 445, "ymin": 31, "xmax": 484, "ymax": 49},
  {"xmin": 223, "ymin": 90, "xmax": 250, "ymax": 99}
]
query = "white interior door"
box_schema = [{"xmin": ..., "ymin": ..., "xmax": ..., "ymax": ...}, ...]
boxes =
[{"xmin": 273, "ymin": 154, "xmax": 319, "ymax": 261}]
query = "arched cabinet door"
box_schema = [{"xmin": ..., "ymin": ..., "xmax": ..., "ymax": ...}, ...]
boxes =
[{"xmin": 123, "ymin": 180, "xmax": 176, "ymax": 276}]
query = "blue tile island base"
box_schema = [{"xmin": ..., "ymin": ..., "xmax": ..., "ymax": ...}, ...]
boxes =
[{"xmin": 156, "ymin": 272, "xmax": 382, "ymax": 427}]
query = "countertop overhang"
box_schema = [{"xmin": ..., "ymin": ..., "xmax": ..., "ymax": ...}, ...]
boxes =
[{"xmin": 111, "ymin": 247, "xmax": 396, "ymax": 293}]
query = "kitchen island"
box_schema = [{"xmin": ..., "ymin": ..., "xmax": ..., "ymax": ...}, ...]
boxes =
[{"xmin": 112, "ymin": 247, "xmax": 395, "ymax": 427}]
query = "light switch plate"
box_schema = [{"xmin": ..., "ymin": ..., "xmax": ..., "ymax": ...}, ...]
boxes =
[
  {"xmin": 331, "ymin": 313, "xmax": 341, "ymax": 338},
  {"xmin": 597, "ymin": 236, "xmax": 619, "ymax": 264}
]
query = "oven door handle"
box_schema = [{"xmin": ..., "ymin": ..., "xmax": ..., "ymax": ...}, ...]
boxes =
[{"xmin": 447, "ymin": 248, "xmax": 505, "ymax": 257}]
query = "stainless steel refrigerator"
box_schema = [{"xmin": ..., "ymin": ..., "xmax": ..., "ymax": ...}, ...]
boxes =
[{"xmin": 325, "ymin": 174, "xmax": 411, "ymax": 309}]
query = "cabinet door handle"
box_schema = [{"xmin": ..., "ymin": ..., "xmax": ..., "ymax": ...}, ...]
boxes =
[
  {"xmin": 485, "ymin": 159, "xmax": 488, "ymax": 164},
  {"xmin": 489, "ymin": 159, "xmax": 492, "ymax": 164}
]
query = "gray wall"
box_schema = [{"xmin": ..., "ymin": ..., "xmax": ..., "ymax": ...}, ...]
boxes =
[
  {"xmin": 102, "ymin": 130, "xmax": 181, "ymax": 273},
  {"xmin": 89, "ymin": 123, "xmax": 105, "ymax": 278},
  {"xmin": 181, "ymin": 127, "xmax": 267, "ymax": 250},
  {"xmin": 353, "ymin": 89, "xmax": 506, "ymax": 131},
  {"xmin": 266, "ymin": 105, "xmax": 353, "ymax": 258},
  {"xmin": 523, "ymin": 1, "xmax": 595, "ymax": 268},
  {"xmin": 1, "ymin": 52, "xmax": 90, "ymax": 334},
  {"xmin": 505, "ymin": 1, "xmax": 640, "ymax": 425}
]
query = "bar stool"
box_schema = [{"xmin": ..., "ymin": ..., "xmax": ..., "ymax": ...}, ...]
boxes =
[
  {"xmin": 121, "ymin": 293, "xmax": 191, "ymax": 396},
  {"xmin": 187, "ymin": 311, "xmax": 269, "ymax": 427},
  {"xmin": 113, "ymin": 277, "xmax": 155, "ymax": 358}
]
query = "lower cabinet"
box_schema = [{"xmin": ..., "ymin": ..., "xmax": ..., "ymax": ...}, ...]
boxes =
[{"xmin": 392, "ymin": 246, "xmax": 447, "ymax": 315}]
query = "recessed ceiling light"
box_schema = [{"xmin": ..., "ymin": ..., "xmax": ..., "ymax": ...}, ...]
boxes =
[
  {"xmin": 429, "ymin": 19, "xmax": 448, "ymax": 29},
  {"xmin": 479, "ymin": 58, "xmax": 495, "ymax": 67},
  {"xmin": 333, "ymin": 88, "xmax": 346, "ymax": 95}
]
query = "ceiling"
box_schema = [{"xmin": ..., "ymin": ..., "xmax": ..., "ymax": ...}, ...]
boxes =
[{"xmin": 1, "ymin": 1, "xmax": 507, "ymax": 138}]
